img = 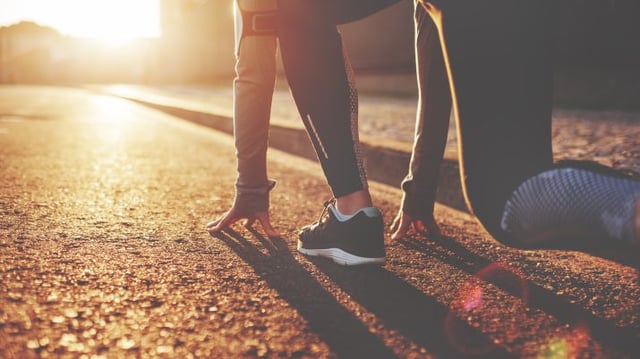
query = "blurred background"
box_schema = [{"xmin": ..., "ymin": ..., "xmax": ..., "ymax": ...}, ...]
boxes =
[{"xmin": 1, "ymin": 0, "xmax": 639, "ymax": 108}]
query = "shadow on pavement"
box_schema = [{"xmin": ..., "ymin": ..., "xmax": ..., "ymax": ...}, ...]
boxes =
[
  {"xmin": 400, "ymin": 235, "xmax": 640, "ymax": 355},
  {"xmin": 501, "ymin": 230, "xmax": 640, "ymax": 270},
  {"xmin": 215, "ymin": 229, "xmax": 513, "ymax": 358},
  {"xmin": 310, "ymin": 260, "xmax": 514, "ymax": 359},
  {"xmin": 212, "ymin": 229, "xmax": 397, "ymax": 358}
]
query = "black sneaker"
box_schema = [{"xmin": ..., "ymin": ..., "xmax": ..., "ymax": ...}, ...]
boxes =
[{"xmin": 297, "ymin": 200, "xmax": 386, "ymax": 266}]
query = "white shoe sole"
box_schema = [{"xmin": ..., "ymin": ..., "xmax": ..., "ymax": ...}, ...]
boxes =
[{"xmin": 297, "ymin": 242, "xmax": 385, "ymax": 266}]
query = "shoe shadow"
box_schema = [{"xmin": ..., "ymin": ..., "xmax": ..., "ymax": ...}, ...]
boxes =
[
  {"xmin": 399, "ymin": 234, "xmax": 640, "ymax": 355},
  {"xmin": 309, "ymin": 259, "xmax": 514, "ymax": 359},
  {"xmin": 217, "ymin": 228, "xmax": 523, "ymax": 357},
  {"xmin": 212, "ymin": 228, "xmax": 397, "ymax": 358}
]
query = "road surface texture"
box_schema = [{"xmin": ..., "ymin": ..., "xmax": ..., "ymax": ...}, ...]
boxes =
[{"xmin": 1, "ymin": 86, "xmax": 639, "ymax": 358}]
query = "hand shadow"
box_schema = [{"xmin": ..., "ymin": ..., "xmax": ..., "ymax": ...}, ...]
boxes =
[{"xmin": 211, "ymin": 228, "xmax": 397, "ymax": 358}]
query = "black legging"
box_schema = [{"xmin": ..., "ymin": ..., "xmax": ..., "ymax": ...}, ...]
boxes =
[
  {"xmin": 277, "ymin": 0, "xmax": 554, "ymax": 243},
  {"xmin": 276, "ymin": 0, "xmax": 402, "ymax": 197},
  {"xmin": 427, "ymin": 0, "xmax": 554, "ymax": 241},
  {"xmin": 278, "ymin": 0, "xmax": 401, "ymax": 28}
]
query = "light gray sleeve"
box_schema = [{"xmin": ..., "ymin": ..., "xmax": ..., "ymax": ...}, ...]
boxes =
[{"xmin": 232, "ymin": 3, "xmax": 278, "ymax": 212}]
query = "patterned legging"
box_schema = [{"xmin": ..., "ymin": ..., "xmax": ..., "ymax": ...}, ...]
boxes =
[{"xmin": 502, "ymin": 166, "xmax": 640, "ymax": 245}]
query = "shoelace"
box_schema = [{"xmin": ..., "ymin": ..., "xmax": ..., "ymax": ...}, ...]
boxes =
[{"xmin": 308, "ymin": 198, "xmax": 336, "ymax": 232}]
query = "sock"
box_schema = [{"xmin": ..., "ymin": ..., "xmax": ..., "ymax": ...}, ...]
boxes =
[{"xmin": 330, "ymin": 204, "xmax": 380, "ymax": 222}]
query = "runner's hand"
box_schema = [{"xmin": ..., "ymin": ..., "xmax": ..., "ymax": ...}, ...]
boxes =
[
  {"xmin": 207, "ymin": 206, "xmax": 279, "ymax": 238},
  {"xmin": 390, "ymin": 210, "xmax": 440, "ymax": 241}
]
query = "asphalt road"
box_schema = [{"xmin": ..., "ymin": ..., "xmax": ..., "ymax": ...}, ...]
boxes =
[{"xmin": 0, "ymin": 86, "xmax": 638, "ymax": 358}]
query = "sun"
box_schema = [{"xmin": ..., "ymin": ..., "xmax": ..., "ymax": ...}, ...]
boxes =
[{"xmin": 4, "ymin": 0, "xmax": 161, "ymax": 42}]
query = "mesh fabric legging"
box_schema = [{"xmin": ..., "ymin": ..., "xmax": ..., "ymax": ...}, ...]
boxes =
[{"xmin": 502, "ymin": 165, "xmax": 640, "ymax": 245}]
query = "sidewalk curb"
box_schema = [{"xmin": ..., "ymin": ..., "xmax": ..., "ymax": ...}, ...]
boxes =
[{"xmin": 107, "ymin": 91, "xmax": 467, "ymax": 212}]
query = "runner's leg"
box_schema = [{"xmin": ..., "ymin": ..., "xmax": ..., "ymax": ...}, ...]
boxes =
[{"xmin": 420, "ymin": 0, "xmax": 554, "ymax": 241}]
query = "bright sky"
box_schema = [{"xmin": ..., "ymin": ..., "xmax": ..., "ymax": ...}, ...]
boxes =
[{"xmin": 0, "ymin": 0, "xmax": 161, "ymax": 40}]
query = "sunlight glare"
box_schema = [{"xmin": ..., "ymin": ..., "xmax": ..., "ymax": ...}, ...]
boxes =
[
  {"xmin": 92, "ymin": 96, "xmax": 133, "ymax": 124},
  {"xmin": 1, "ymin": 0, "xmax": 160, "ymax": 42}
]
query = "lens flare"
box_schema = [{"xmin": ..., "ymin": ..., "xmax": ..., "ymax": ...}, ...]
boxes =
[
  {"xmin": 537, "ymin": 323, "xmax": 592, "ymax": 359},
  {"xmin": 444, "ymin": 262, "xmax": 529, "ymax": 355},
  {"xmin": 463, "ymin": 286, "xmax": 483, "ymax": 311}
]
